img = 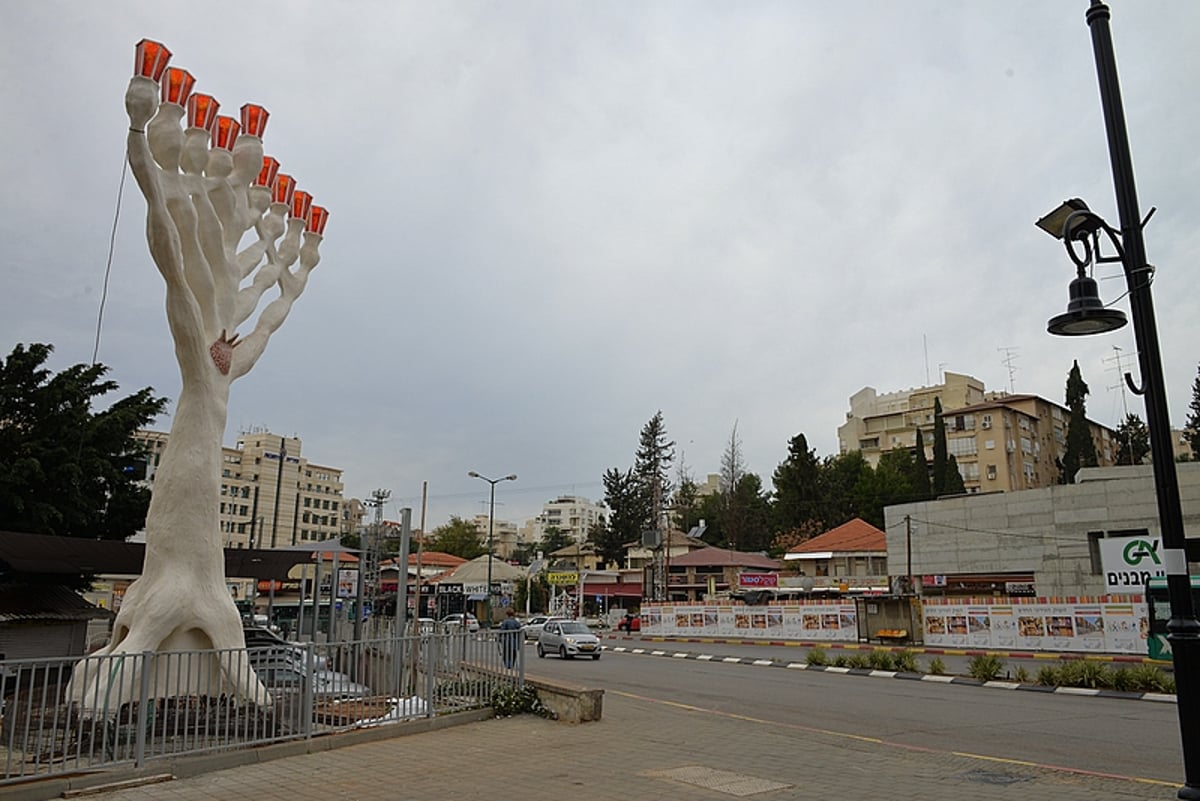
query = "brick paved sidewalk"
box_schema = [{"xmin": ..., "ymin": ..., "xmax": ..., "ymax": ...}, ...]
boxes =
[{"xmin": 73, "ymin": 691, "xmax": 1175, "ymax": 801}]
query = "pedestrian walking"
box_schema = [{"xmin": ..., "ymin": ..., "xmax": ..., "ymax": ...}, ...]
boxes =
[{"xmin": 498, "ymin": 607, "xmax": 522, "ymax": 669}]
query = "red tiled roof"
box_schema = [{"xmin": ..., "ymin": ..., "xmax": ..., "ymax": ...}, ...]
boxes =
[
  {"xmin": 668, "ymin": 547, "xmax": 781, "ymax": 570},
  {"xmin": 384, "ymin": 551, "xmax": 465, "ymax": 568},
  {"xmin": 786, "ymin": 518, "xmax": 886, "ymax": 555}
]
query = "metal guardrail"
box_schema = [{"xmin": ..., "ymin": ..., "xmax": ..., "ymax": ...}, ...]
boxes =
[{"xmin": 0, "ymin": 629, "xmax": 523, "ymax": 786}]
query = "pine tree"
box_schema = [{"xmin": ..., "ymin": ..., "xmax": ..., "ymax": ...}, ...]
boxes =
[
  {"xmin": 1186, "ymin": 364, "xmax": 1200, "ymax": 460},
  {"xmin": 1115, "ymin": 413, "xmax": 1150, "ymax": 465},
  {"xmin": 931, "ymin": 397, "xmax": 950, "ymax": 494},
  {"xmin": 633, "ymin": 410, "xmax": 674, "ymax": 531},
  {"xmin": 911, "ymin": 428, "xmax": 932, "ymax": 500},
  {"xmin": 1061, "ymin": 360, "xmax": 1098, "ymax": 483},
  {"xmin": 771, "ymin": 433, "xmax": 824, "ymax": 533}
]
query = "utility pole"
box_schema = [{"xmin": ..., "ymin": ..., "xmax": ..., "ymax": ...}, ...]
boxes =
[{"xmin": 362, "ymin": 488, "xmax": 390, "ymax": 623}]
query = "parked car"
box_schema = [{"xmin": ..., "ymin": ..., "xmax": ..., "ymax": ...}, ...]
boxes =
[
  {"xmin": 415, "ymin": 617, "xmax": 437, "ymax": 634},
  {"xmin": 242, "ymin": 626, "xmax": 327, "ymax": 669},
  {"xmin": 254, "ymin": 662, "xmax": 371, "ymax": 699},
  {"xmin": 522, "ymin": 615, "xmax": 567, "ymax": 641},
  {"xmin": 537, "ymin": 619, "xmax": 601, "ymax": 660},
  {"xmin": 439, "ymin": 613, "xmax": 480, "ymax": 632}
]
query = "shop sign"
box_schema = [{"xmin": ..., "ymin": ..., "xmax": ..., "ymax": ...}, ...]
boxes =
[
  {"xmin": 547, "ymin": 571, "xmax": 579, "ymax": 586},
  {"xmin": 739, "ymin": 573, "xmax": 778, "ymax": 588},
  {"xmin": 1099, "ymin": 535, "xmax": 1164, "ymax": 592},
  {"xmin": 437, "ymin": 583, "xmax": 463, "ymax": 595}
]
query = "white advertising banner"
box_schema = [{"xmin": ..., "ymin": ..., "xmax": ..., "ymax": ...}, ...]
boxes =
[
  {"xmin": 922, "ymin": 600, "xmax": 1147, "ymax": 654},
  {"xmin": 641, "ymin": 602, "xmax": 857, "ymax": 641},
  {"xmin": 1099, "ymin": 535, "xmax": 1166, "ymax": 593},
  {"xmin": 641, "ymin": 598, "xmax": 1150, "ymax": 655}
]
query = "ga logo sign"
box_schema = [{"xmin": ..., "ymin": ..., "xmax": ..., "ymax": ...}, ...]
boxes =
[{"xmin": 1099, "ymin": 535, "xmax": 1164, "ymax": 593}]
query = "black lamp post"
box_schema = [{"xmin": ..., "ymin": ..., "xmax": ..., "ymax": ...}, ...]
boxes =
[
  {"xmin": 1039, "ymin": 4, "xmax": 1200, "ymax": 797},
  {"xmin": 468, "ymin": 470, "xmax": 517, "ymax": 628}
]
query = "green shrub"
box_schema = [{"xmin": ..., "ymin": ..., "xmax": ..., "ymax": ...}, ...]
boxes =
[
  {"xmin": 1074, "ymin": 661, "xmax": 1112, "ymax": 689},
  {"xmin": 893, "ymin": 650, "xmax": 919, "ymax": 673},
  {"xmin": 1056, "ymin": 660, "xmax": 1087, "ymax": 687},
  {"xmin": 1036, "ymin": 665, "xmax": 1060, "ymax": 686},
  {"xmin": 866, "ymin": 649, "xmax": 895, "ymax": 670},
  {"xmin": 1125, "ymin": 663, "xmax": 1174, "ymax": 693},
  {"xmin": 845, "ymin": 653, "xmax": 870, "ymax": 670},
  {"xmin": 832, "ymin": 654, "xmax": 850, "ymax": 668},
  {"xmin": 492, "ymin": 685, "xmax": 556, "ymax": 719},
  {"xmin": 928, "ymin": 657, "xmax": 947, "ymax": 675},
  {"xmin": 1013, "ymin": 666, "xmax": 1031, "ymax": 684},
  {"xmin": 966, "ymin": 654, "xmax": 1004, "ymax": 681},
  {"xmin": 806, "ymin": 646, "xmax": 827, "ymax": 666}
]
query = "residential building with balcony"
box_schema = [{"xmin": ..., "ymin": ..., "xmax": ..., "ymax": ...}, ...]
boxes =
[
  {"xmin": 133, "ymin": 428, "xmax": 358, "ymax": 550},
  {"xmin": 943, "ymin": 393, "xmax": 1117, "ymax": 492},
  {"xmin": 838, "ymin": 372, "xmax": 985, "ymax": 467},
  {"xmin": 525, "ymin": 496, "xmax": 608, "ymax": 545},
  {"xmin": 837, "ymin": 373, "xmax": 1118, "ymax": 492}
]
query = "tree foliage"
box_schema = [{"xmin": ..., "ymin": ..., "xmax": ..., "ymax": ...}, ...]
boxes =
[
  {"xmin": 634, "ymin": 410, "xmax": 674, "ymax": 523},
  {"xmin": 929, "ymin": 398, "xmax": 963, "ymax": 495},
  {"xmin": 428, "ymin": 516, "xmax": 486, "ymax": 559},
  {"xmin": 771, "ymin": 433, "xmax": 823, "ymax": 534},
  {"xmin": 1186, "ymin": 364, "xmax": 1200, "ymax": 461},
  {"xmin": 0, "ymin": 343, "xmax": 168, "ymax": 539},
  {"xmin": 1115, "ymin": 413, "xmax": 1150, "ymax": 466},
  {"xmin": 537, "ymin": 526, "xmax": 573, "ymax": 556},
  {"xmin": 1061, "ymin": 360, "xmax": 1098, "ymax": 483}
]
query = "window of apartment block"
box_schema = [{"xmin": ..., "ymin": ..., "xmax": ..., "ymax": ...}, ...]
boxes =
[
  {"xmin": 961, "ymin": 462, "xmax": 980, "ymax": 481},
  {"xmin": 984, "ymin": 439, "xmax": 995, "ymax": 450},
  {"xmin": 1021, "ymin": 437, "xmax": 1033, "ymax": 454},
  {"xmin": 986, "ymin": 464, "xmax": 997, "ymax": 480},
  {"xmin": 948, "ymin": 437, "xmax": 977, "ymax": 457},
  {"xmin": 1023, "ymin": 462, "xmax": 1035, "ymax": 482}
]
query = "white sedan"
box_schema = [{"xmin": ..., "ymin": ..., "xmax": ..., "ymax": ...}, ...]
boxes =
[{"xmin": 537, "ymin": 619, "xmax": 601, "ymax": 660}]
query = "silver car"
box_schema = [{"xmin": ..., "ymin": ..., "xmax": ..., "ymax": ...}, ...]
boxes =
[
  {"xmin": 522, "ymin": 614, "xmax": 567, "ymax": 641},
  {"xmin": 537, "ymin": 619, "xmax": 601, "ymax": 660},
  {"xmin": 254, "ymin": 662, "xmax": 372, "ymax": 699}
]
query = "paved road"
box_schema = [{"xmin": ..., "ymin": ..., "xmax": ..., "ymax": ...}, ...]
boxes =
[{"xmin": 528, "ymin": 638, "xmax": 1185, "ymax": 784}]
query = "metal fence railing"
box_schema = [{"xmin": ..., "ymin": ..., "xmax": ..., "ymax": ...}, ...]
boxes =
[{"xmin": 0, "ymin": 629, "xmax": 523, "ymax": 786}]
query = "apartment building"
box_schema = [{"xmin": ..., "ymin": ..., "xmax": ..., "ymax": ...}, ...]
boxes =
[
  {"xmin": 525, "ymin": 496, "xmax": 608, "ymax": 545},
  {"xmin": 838, "ymin": 373, "xmax": 1118, "ymax": 492},
  {"xmin": 134, "ymin": 428, "xmax": 361, "ymax": 549},
  {"xmin": 470, "ymin": 514, "xmax": 521, "ymax": 559},
  {"xmin": 944, "ymin": 393, "xmax": 1116, "ymax": 492},
  {"xmin": 838, "ymin": 372, "xmax": 986, "ymax": 467}
]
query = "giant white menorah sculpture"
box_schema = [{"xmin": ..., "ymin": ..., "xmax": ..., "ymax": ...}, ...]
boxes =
[{"xmin": 70, "ymin": 40, "xmax": 328, "ymax": 709}]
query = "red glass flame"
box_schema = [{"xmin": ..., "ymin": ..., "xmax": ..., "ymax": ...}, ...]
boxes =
[
  {"xmin": 135, "ymin": 40, "xmax": 171, "ymax": 81},
  {"xmin": 273, "ymin": 174, "xmax": 296, "ymax": 206},
  {"xmin": 290, "ymin": 191, "xmax": 313, "ymax": 222},
  {"xmin": 308, "ymin": 206, "xmax": 329, "ymax": 235},
  {"xmin": 160, "ymin": 68, "xmax": 194, "ymax": 107},
  {"xmin": 187, "ymin": 93, "xmax": 220, "ymax": 132},
  {"xmin": 255, "ymin": 157, "xmax": 281, "ymax": 189},
  {"xmin": 211, "ymin": 116, "xmax": 240, "ymax": 151},
  {"xmin": 240, "ymin": 104, "xmax": 269, "ymax": 138}
]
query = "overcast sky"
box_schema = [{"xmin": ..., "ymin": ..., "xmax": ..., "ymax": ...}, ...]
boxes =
[{"xmin": 3, "ymin": 2, "xmax": 1199, "ymax": 529}]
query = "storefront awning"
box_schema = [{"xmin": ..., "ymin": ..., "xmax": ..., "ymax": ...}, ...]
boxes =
[{"xmin": 466, "ymin": 592, "xmax": 488, "ymax": 601}]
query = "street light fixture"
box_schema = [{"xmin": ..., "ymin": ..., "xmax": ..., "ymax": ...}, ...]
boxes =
[
  {"xmin": 468, "ymin": 470, "xmax": 517, "ymax": 627},
  {"xmin": 1040, "ymin": 4, "xmax": 1200, "ymax": 797}
]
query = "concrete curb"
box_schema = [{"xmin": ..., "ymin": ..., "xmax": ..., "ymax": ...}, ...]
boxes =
[
  {"xmin": 604, "ymin": 633, "xmax": 1167, "ymax": 665},
  {"xmin": 605, "ymin": 645, "xmax": 1177, "ymax": 704}
]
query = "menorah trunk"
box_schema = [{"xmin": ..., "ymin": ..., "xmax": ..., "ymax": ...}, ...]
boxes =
[{"xmin": 70, "ymin": 382, "xmax": 271, "ymax": 712}]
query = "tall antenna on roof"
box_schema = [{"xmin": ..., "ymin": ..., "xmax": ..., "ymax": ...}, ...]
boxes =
[{"xmin": 998, "ymin": 346, "xmax": 1020, "ymax": 394}]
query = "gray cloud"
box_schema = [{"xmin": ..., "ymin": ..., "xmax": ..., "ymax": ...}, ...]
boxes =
[{"xmin": 3, "ymin": 1, "xmax": 1198, "ymax": 524}]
